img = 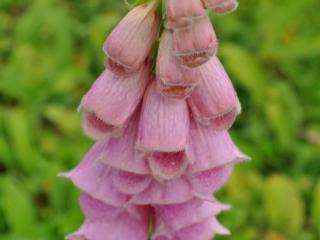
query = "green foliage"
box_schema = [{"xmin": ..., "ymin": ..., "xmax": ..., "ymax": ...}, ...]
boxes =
[{"xmin": 0, "ymin": 0, "xmax": 319, "ymax": 239}]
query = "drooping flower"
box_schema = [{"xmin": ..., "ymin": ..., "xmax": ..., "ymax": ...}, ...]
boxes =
[
  {"xmin": 187, "ymin": 56, "xmax": 241, "ymax": 130},
  {"xmin": 103, "ymin": 2, "xmax": 159, "ymax": 74},
  {"xmin": 156, "ymin": 30, "xmax": 201, "ymax": 99},
  {"xmin": 137, "ymin": 82, "xmax": 190, "ymax": 181},
  {"xmin": 166, "ymin": 0, "xmax": 206, "ymax": 29},
  {"xmin": 81, "ymin": 63, "xmax": 150, "ymax": 140},
  {"xmin": 63, "ymin": 0, "xmax": 248, "ymax": 239},
  {"xmin": 172, "ymin": 14, "xmax": 218, "ymax": 68}
]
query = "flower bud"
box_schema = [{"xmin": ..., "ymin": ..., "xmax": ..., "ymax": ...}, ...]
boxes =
[
  {"xmin": 202, "ymin": 0, "xmax": 239, "ymax": 14},
  {"xmin": 81, "ymin": 64, "xmax": 150, "ymax": 140},
  {"xmin": 156, "ymin": 30, "xmax": 200, "ymax": 99},
  {"xmin": 166, "ymin": 0, "xmax": 206, "ymax": 29},
  {"xmin": 103, "ymin": 2, "xmax": 159, "ymax": 74},
  {"xmin": 172, "ymin": 15, "xmax": 217, "ymax": 68},
  {"xmin": 187, "ymin": 56, "xmax": 240, "ymax": 130}
]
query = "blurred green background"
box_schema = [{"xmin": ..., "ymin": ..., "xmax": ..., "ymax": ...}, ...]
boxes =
[{"xmin": 0, "ymin": 0, "xmax": 319, "ymax": 239}]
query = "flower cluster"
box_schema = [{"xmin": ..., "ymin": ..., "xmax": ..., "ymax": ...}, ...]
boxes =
[{"xmin": 62, "ymin": 0, "xmax": 248, "ymax": 239}]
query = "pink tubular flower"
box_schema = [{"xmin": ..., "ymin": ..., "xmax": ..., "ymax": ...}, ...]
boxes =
[
  {"xmin": 153, "ymin": 199, "xmax": 230, "ymax": 240},
  {"xmin": 81, "ymin": 63, "xmax": 150, "ymax": 140},
  {"xmin": 67, "ymin": 193, "xmax": 150, "ymax": 240},
  {"xmin": 64, "ymin": 1, "xmax": 247, "ymax": 239},
  {"xmin": 156, "ymin": 30, "xmax": 200, "ymax": 99},
  {"xmin": 173, "ymin": 14, "xmax": 218, "ymax": 68},
  {"xmin": 186, "ymin": 119, "xmax": 249, "ymax": 170},
  {"xmin": 103, "ymin": 2, "xmax": 159, "ymax": 74},
  {"xmin": 137, "ymin": 82, "xmax": 190, "ymax": 181},
  {"xmin": 166, "ymin": 0, "xmax": 206, "ymax": 29},
  {"xmin": 188, "ymin": 56, "xmax": 241, "ymax": 130},
  {"xmin": 203, "ymin": 0, "xmax": 239, "ymax": 15}
]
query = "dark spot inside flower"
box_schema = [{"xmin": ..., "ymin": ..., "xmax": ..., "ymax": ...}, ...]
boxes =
[{"xmin": 177, "ymin": 50, "xmax": 214, "ymax": 68}]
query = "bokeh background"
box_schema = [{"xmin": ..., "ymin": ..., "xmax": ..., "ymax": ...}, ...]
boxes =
[{"xmin": 0, "ymin": 0, "xmax": 320, "ymax": 239}]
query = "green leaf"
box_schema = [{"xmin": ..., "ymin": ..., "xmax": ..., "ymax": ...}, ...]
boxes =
[
  {"xmin": 311, "ymin": 181, "xmax": 320, "ymax": 232},
  {"xmin": 264, "ymin": 175, "xmax": 304, "ymax": 236},
  {"xmin": 0, "ymin": 177, "xmax": 36, "ymax": 235}
]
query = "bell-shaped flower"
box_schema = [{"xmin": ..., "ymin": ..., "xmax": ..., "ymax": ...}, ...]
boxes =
[
  {"xmin": 137, "ymin": 82, "xmax": 190, "ymax": 181},
  {"xmin": 81, "ymin": 64, "xmax": 150, "ymax": 140},
  {"xmin": 188, "ymin": 56, "xmax": 240, "ymax": 130},
  {"xmin": 166, "ymin": 0, "xmax": 206, "ymax": 29},
  {"xmin": 67, "ymin": 193, "xmax": 150, "ymax": 240},
  {"xmin": 103, "ymin": 2, "xmax": 159, "ymax": 74},
  {"xmin": 173, "ymin": 14, "xmax": 217, "ymax": 68},
  {"xmin": 186, "ymin": 119, "xmax": 249, "ymax": 171},
  {"xmin": 156, "ymin": 30, "xmax": 200, "ymax": 99}
]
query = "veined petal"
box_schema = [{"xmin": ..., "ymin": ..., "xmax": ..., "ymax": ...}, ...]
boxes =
[
  {"xmin": 188, "ymin": 164, "xmax": 234, "ymax": 195},
  {"xmin": 111, "ymin": 170, "xmax": 152, "ymax": 195},
  {"xmin": 81, "ymin": 65, "xmax": 150, "ymax": 140},
  {"xmin": 137, "ymin": 82, "xmax": 189, "ymax": 153},
  {"xmin": 188, "ymin": 56, "xmax": 240, "ymax": 130},
  {"xmin": 103, "ymin": 2, "xmax": 159, "ymax": 74},
  {"xmin": 173, "ymin": 15, "xmax": 217, "ymax": 68},
  {"xmin": 156, "ymin": 30, "xmax": 200, "ymax": 99},
  {"xmin": 99, "ymin": 112, "xmax": 150, "ymax": 175},
  {"xmin": 175, "ymin": 216, "xmax": 230, "ymax": 240},
  {"xmin": 60, "ymin": 143, "xmax": 129, "ymax": 207},
  {"xmin": 154, "ymin": 198, "xmax": 229, "ymax": 231},
  {"xmin": 131, "ymin": 177, "xmax": 194, "ymax": 205},
  {"xmin": 186, "ymin": 119, "xmax": 249, "ymax": 172},
  {"xmin": 148, "ymin": 151, "xmax": 188, "ymax": 181},
  {"xmin": 166, "ymin": 0, "xmax": 206, "ymax": 29},
  {"xmin": 68, "ymin": 196, "xmax": 150, "ymax": 240},
  {"xmin": 79, "ymin": 193, "xmax": 123, "ymax": 221}
]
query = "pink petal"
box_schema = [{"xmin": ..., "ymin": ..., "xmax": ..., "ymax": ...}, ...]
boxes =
[
  {"xmin": 154, "ymin": 198, "xmax": 227, "ymax": 231},
  {"xmin": 188, "ymin": 56, "xmax": 241, "ymax": 130},
  {"xmin": 131, "ymin": 177, "xmax": 194, "ymax": 205},
  {"xmin": 103, "ymin": 2, "xmax": 159, "ymax": 74},
  {"xmin": 60, "ymin": 143, "xmax": 129, "ymax": 207},
  {"xmin": 81, "ymin": 111, "xmax": 122, "ymax": 141},
  {"xmin": 111, "ymin": 170, "xmax": 152, "ymax": 195},
  {"xmin": 186, "ymin": 119, "xmax": 249, "ymax": 172},
  {"xmin": 157, "ymin": 81, "xmax": 197, "ymax": 99},
  {"xmin": 173, "ymin": 15, "xmax": 217, "ymax": 68},
  {"xmin": 166, "ymin": 0, "xmax": 206, "ymax": 29},
  {"xmin": 148, "ymin": 151, "xmax": 188, "ymax": 181},
  {"xmin": 188, "ymin": 164, "xmax": 234, "ymax": 195},
  {"xmin": 68, "ymin": 209, "xmax": 150, "ymax": 240},
  {"xmin": 156, "ymin": 30, "xmax": 200, "ymax": 99},
  {"xmin": 175, "ymin": 217, "xmax": 230, "ymax": 240},
  {"xmin": 81, "ymin": 65, "xmax": 150, "ymax": 140},
  {"xmin": 79, "ymin": 193, "xmax": 123, "ymax": 221},
  {"xmin": 137, "ymin": 82, "xmax": 189, "ymax": 153},
  {"xmin": 99, "ymin": 112, "xmax": 150, "ymax": 175},
  {"xmin": 212, "ymin": 0, "xmax": 239, "ymax": 15}
]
